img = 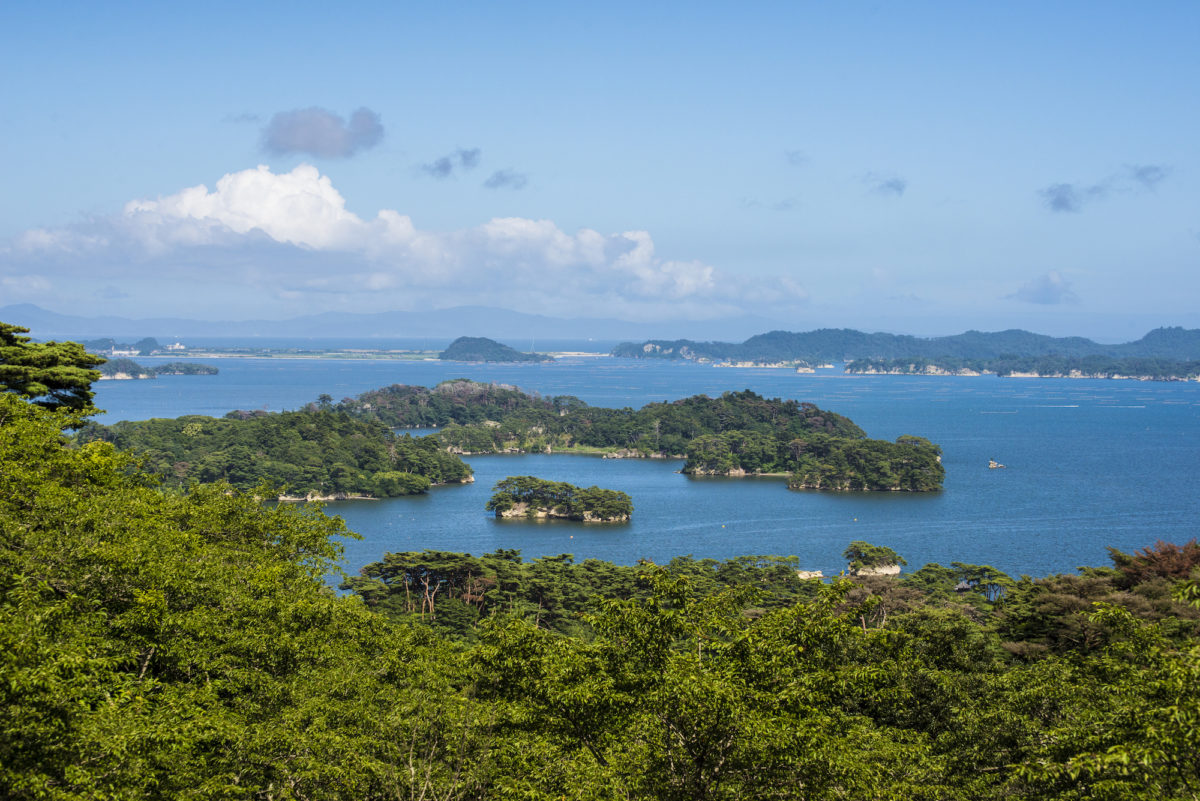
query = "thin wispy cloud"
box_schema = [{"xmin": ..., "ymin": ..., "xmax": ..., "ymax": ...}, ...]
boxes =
[
  {"xmin": 421, "ymin": 148, "xmax": 481, "ymax": 179},
  {"xmin": 740, "ymin": 197, "xmax": 797, "ymax": 212},
  {"xmin": 1040, "ymin": 184, "xmax": 1083, "ymax": 213},
  {"xmin": 483, "ymin": 169, "xmax": 528, "ymax": 190},
  {"xmin": 1129, "ymin": 164, "xmax": 1168, "ymax": 190},
  {"xmin": 96, "ymin": 285, "xmax": 129, "ymax": 300},
  {"xmin": 784, "ymin": 150, "xmax": 807, "ymax": 166},
  {"xmin": 865, "ymin": 172, "xmax": 907, "ymax": 197},
  {"xmin": 1039, "ymin": 164, "xmax": 1169, "ymax": 213},
  {"xmin": 1008, "ymin": 271, "xmax": 1078, "ymax": 305},
  {"xmin": 262, "ymin": 107, "xmax": 384, "ymax": 159}
]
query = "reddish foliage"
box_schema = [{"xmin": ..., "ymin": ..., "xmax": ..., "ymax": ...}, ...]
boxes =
[{"xmin": 1110, "ymin": 539, "xmax": 1200, "ymax": 586}]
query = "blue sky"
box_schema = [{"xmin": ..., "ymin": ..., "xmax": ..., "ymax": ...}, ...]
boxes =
[{"xmin": 1, "ymin": 1, "xmax": 1197, "ymax": 339}]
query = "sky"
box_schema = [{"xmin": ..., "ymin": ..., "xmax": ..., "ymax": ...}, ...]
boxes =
[{"xmin": 1, "ymin": 1, "xmax": 1197, "ymax": 340}]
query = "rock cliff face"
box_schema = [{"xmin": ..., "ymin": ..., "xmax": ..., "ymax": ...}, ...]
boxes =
[
  {"xmin": 849, "ymin": 564, "xmax": 902, "ymax": 577},
  {"xmin": 684, "ymin": 466, "xmax": 749, "ymax": 477},
  {"xmin": 601, "ymin": 448, "xmax": 680, "ymax": 459},
  {"xmin": 496, "ymin": 502, "xmax": 630, "ymax": 523}
]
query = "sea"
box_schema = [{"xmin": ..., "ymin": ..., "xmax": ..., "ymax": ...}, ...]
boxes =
[{"xmin": 91, "ymin": 352, "xmax": 1200, "ymax": 581}]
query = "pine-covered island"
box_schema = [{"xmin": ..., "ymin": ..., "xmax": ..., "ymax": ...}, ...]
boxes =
[
  {"xmin": 76, "ymin": 378, "xmax": 943, "ymax": 496},
  {"xmin": 340, "ymin": 380, "xmax": 945, "ymax": 492},
  {"xmin": 486, "ymin": 476, "xmax": 633, "ymax": 521}
]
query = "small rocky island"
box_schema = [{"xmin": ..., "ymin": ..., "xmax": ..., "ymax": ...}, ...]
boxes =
[
  {"xmin": 439, "ymin": 336, "xmax": 553, "ymax": 363},
  {"xmin": 98, "ymin": 358, "xmax": 219, "ymax": 380},
  {"xmin": 485, "ymin": 475, "xmax": 632, "ymax": 522}
]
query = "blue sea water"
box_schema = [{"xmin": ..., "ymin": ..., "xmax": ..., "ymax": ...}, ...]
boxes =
[{"xmin": 92, "ymin": 356, "xmax": 1200, "ymax": 579}]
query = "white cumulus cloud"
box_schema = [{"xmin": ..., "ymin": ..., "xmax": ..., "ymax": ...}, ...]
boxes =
[{"xmin": 2, "ymin": 164, "xmax": 789, "ymax": 321}]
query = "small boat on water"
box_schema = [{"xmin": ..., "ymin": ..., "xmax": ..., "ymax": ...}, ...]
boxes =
[{"xmin": 988, "ymin": 459, "xmax": 1006, "ymax": 469}]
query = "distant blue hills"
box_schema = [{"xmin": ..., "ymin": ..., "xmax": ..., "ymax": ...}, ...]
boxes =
[
  {"xmin": 611, "ymin": 327, "xmax": 1200, "ymax": 362},
  {"xmin": 4, "ymin": 303, "xmax": 1199, "ymax": 361}
]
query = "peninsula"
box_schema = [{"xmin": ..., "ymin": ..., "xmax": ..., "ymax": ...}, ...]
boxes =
[
  {"xmin": 74, "ymin": 408, "xmax": 472, "ymax": 499},
  {"xmin": 611, "ymin": 326, "xmax": 1200, "ymax": 374}
]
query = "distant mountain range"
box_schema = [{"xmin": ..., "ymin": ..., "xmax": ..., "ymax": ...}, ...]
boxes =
[
  {"xmin": 611, "ymin": 327, "xmax": 1200, "ymax": 363},
  {"xmin": 0, "ymin": 303, "xmax": 781, "ymax": 343},
  {"xmin": 6, "ymin": 303, "xmax": 1199, "ymax": 362}
]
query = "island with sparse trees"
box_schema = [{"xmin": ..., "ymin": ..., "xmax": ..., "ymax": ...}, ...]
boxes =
[
  {"xmin": 485, "ymin": 475, "xmax": 633, "ymax": 522},
  {"xmin": 439, "ymin": 335, "xmax": 554, "ymax": 362},
  {"xmin": 97, "ymin": 357, "xmax": 219, "ymax": 379}
]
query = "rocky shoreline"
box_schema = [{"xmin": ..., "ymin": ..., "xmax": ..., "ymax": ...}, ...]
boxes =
[{"xmin": 494, "ymin": 501, "xmax": 630, "ymax": 523}]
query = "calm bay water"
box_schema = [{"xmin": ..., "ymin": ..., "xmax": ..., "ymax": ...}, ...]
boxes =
[{"xmin": 93, "ymin": 356, "xmax": 1200, "ymax": 579}]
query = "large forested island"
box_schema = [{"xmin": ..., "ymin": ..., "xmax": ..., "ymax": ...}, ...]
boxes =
[
  {"xmin": 486, "ymin": 475, "xmax": 633, "ymax": 521},
  {"xmin": 340, "ymin": 379, "xmax": 945, "ymax": 491},
  {"xmin": 439, "ymin": 335, "xmax": 554, "ymax": 362},
  {"xmin": 74, "ymin": 377, "xmax": 940, "ymax": 495},
  {"xmin": 4, "ymin": 323, "xmax": 1200, "ymax": 798},
  {"xmin": 75, "ymin": 407, "xmax": 471, "ymax": 499},
  {"xmin": 612, "ymin": 326, "xmax": 1200, "ymax": 371}
]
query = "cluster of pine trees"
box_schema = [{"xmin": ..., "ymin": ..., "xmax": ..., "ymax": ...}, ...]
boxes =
[
  {"xmin": 5, "ymin": 392, "xmax": 1199, "ymax": 798},
  {"xmin": 341, "ymin": 380, "xmax": 944, "ymax": 492},
  {"xmin": 75, "ymin": 408, "xmax": 472, "ymax": 498},
  {"xmin": 485, "ymin": 475, "xmax": 633, "ymax": 521}
]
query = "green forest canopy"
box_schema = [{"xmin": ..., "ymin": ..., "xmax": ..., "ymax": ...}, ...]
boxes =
[
  {"xmin": 0, "ymin": 322, "xmax": 104, "ymax": 411},
  {"xmin": 339, "ymin": 380, "xmax": 945, "ymax": 491},
  {"xmin": 75, "ymin": 408, "xmax": 472, "ymax": 498},
  {"xmin": 3, "ymin": 384, "xmax": 1200, "ymax": 798}
]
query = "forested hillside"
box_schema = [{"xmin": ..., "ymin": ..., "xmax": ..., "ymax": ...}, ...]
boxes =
[
  {"xmin": 3, "ymin": 388, "xmax": 1200, "ymax": 798},
  {"xmin": 5, "ymin": 324, "xmax": 1200, "ymax": 797},
  {"xmin": 75, "ymin": 408, "xmax": 472, "ymax": 498}
]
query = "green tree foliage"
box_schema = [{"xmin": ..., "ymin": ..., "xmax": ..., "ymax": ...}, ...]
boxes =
[
  {"xmin": 0, "ymin": 393, "xmax": 493, "ymax": 799},
  {"xmin": 8, "ymin": 371, "xmax": 1200, "ymax": 798},
  {"xmin": 485, "ymin": 475, "xmax": 633, "ymax": 521},
  {"xmin": 0, "ymin": 322, "xmax": 104, "ymax": 411},
  {"xmin": 97, "ymin": 357, "xmax": 154, "ymax": 378},
  {"xmin": 74, "ymin": 408, "xmax": 471, "ymax": 498},
  {"xmin": 340, "ymin": 381, "xmax": 940, "ymax": 491},
  {"xmin": 474, "ymin": 573, "xmax": 947, "ymax": 799}
]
